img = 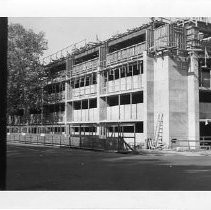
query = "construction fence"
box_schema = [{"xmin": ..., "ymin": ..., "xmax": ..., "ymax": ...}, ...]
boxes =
[
  {"xmin": 169, "ymin": 136, "xmax": 211, "ymax": 150},
  {"xmin": 7, "ymin": 132, "xmax": 134, "ymax": 153}
]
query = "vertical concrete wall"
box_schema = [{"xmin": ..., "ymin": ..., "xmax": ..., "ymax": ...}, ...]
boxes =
[
  {"xmin": 168, "ymin": 55, "xmax": 188, "ymax": 141},
  {"xmin": 188, "ymin": 52, "xmax": 200, "ymax": 146},
  {"xmin": 143, "ymin": 51, "xmax": 154, "ymax": 141},
  {"xmin": 153, "ymin": 54, "xmax": 170, "ymax": 145},
  {"xmin": 152, "ymin": 53, "xmax": 190, "ymax": 146},
  {"xmin": 66, "ymin": 102, "xmax": 73, "ymax": 122}
]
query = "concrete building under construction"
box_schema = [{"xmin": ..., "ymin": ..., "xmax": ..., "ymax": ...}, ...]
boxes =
[{"xmin": 8, "ymin": 18, "xmax": 211, "ymax": 150}]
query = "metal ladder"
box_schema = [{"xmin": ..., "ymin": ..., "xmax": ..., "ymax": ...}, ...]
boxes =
[{"xmin": 154, "ymin": 113, "xmax": 164, "ymax": 148}]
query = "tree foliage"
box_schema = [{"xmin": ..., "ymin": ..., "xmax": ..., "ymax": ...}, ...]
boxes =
[{"xmin": 8, "ymin": 23, "xmax": 48, "ymax": 116}]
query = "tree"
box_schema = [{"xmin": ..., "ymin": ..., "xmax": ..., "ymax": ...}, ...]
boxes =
[{"xmin": 7, "ymin": 23, "xmax": 48, "ymax": 124}]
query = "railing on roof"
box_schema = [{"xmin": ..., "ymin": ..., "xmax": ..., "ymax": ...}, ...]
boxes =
[
  {"xmin": 106, "ymin": 42, "xmax": 146, "ymax": 66},
  {"xmin": 42, "ymin": 39, "xmax": 87, "ymax": 65},
  {"xmin": 72, "ymin": 58, "xmax": 98, "ymax": 76}
]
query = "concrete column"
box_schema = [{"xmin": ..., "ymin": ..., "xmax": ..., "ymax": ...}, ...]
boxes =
[
  {"xmin": 143, "ymin": 51, "xmax": 154, "ymax": 143},
  {"xmin": 97, "ymin": 69, "xmax": 101, "ymax": 123},
  {"xmin": 65, "ymin": 56, "xmax": 73, "ymax": 134},
  {"xmin": 98, "ymin": 45, "xmax": 107, "ymax": 137},
  {"xmin": 66, "ymin": 102, "xmax": 73, "ymax": 122},
  {"xmin": 188, "ymin": 52, "xmax": 200, "ymax": 147}
]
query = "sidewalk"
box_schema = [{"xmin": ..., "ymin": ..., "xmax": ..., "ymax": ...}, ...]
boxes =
[{"xmin": 140, "ymin": 148, "xmax": 211, "ymax": 157}]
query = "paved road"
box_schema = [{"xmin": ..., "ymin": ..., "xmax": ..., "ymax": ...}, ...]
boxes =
[{"xmin": 6, "ymin": 143, "xmax": 211, "ymax": 190}]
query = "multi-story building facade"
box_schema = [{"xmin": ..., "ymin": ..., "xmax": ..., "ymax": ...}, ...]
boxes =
[{"xmin": 8, "ymin": 18, "xmax": 211, "ymax": 149}]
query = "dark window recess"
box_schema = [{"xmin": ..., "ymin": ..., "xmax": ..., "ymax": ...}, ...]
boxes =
[
  {"xmin": 200, "ymin": 121, "xmax": 211, "ymax": 137},
  {"xmin": 74, "ymin": 127, "xmax": 79, "ymax": 132},
  {"xmin": 123, "ymin": 126, "xmax": 134, "ymax": 133},
  {"xmin": 135, "ymin": 122, "xmax": 143, "ymax": 133},
  {"xmin": 108, "ymin": 126, "xmax": 119, "ymax": 132},
  {"xmin": 132, "ymin": 92, "xmax": 143, "ymax": 104},
  {"xmin": 89, "ymin": 99, "xmax": 97, "ymax": 108},
  {"xmin": 89, "ymin": 127, "xmax": 96, "ymax": 133},
  {"xmin": 120, "ymin": 94, "xmax": 130, "ymax": 105},
  {"xmin": 85, "ymin": 76, "xmax": 90, "ymax": 86},
  {"xmin": 82, "ymin": 100, "xmax": 88, "ymax": 109},
  {"xmin": 74, "ymin": 101, "xmax": 81, "ymax": 110},
  {"xmin": 108, "ymin": 70, "xmax": 114, "ymax": 81},
  {"xmin": 121, "ymin": 67, "xmax": 126, "ymax": 78},
  {"xmin": 108, "ymin": 96, "xmax": 118, "ymax": 106},
  {"xmin": 93, "ymin": 73, "xmax": 97, "ymax": 84},
  {"xmin": 126, "ymin": 65, "xmax": 133, "ymax": 77},
  {"xmin": 199, "ymin": 69, "xmax": 210, "ymax": 88},
  {"xmin": 74, "ymin": 51, "xmax": 99, "ymax": 65},
  {"xmin": 80, "ymin": 77, "xmax": 85, "ymax": 87},
  {"xmin": 108, "ymin": 34, "xmax": 145, "ymax": 53},
  {"xmin": 199, "ymin": 91, "xmax": 211, "ymax": 103},
  {"xmin": 140, "ymin": 61, "xmax": 143, "ymax": 74},
  {"xmin": 75, "ymin": 79, "xmax": 80, "ymax": 88},
  {"xmin": 133, "ymin": 63, "xmax": 140, "ymax": 75},
  {"xmin": 115, "ymin": 69, "xmax": 119, "ymax": 79}
]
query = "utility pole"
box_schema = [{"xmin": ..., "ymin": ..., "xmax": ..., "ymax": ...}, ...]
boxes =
[{"xmin": 0, "ymin": 17, "xmax": 8, "ymax": 190}]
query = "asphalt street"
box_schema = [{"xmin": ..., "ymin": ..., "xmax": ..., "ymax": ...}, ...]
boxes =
[{"xmin": 6, "ymin": 143, "xmax": 211, "ymax": 190}]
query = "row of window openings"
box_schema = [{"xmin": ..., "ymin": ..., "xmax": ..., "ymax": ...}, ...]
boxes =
[
  {"xmin": 45, "ymin": 62, "xmax": 143, "ymax": 96},
  {"xmin": 8, "ymin": 124, "xmax": 143, "ymax": 134},
  {"xmin": 73, "ymin": 99, "xmax": 97, "ymax": 110},
  {"xmin": 72, "ymin": 92, "xmax": 143, "ymax": 110},
  {"xmin": 71, "ymin": 73, "xmax": 97, "ymax": 89},
  {"xmin": 69, "ymin": 62, "xmax": 143, "ymax": 89},
  {"xmin": 104, "ymin": 62, "xmax": 143, "ymax": 82},
  {"xmin": 72, "ymin": 126, "xmax": 97, "ymax": 135},
  {"xmin": 73, "ymin": 123, "xmax": 143, "ymax": 134}
]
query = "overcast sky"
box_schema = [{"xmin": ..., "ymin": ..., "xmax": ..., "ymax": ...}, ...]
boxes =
[{"xmin": 9, "ymin": 17, "xmax": 149, "ymax": 59}]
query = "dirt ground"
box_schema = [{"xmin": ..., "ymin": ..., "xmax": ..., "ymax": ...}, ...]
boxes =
[{"xmin": 6, "ymin": 143, "xmax": 211, "ymax": 190}]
